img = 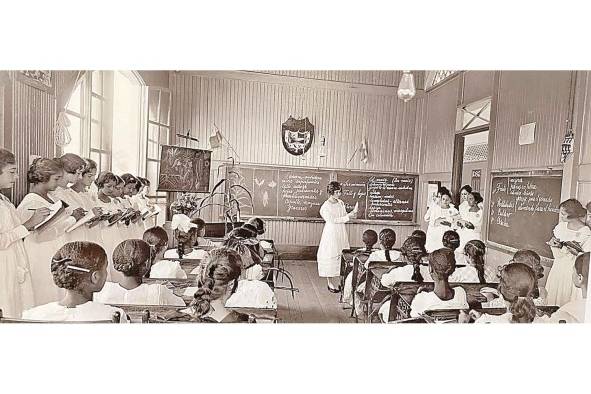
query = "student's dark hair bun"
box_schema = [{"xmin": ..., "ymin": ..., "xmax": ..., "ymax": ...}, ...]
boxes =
[
  {"xmin": 460, "ymin": 185, "xmax": 473, "ymax": 194},
  {"xmin": 470, "ymin": 191, "xmax": 484, "ymax": 204},
  {"xmin": 410, "ymin": 230, "xmax": 427, "ymax": 248},
  {"xmin": 50, "ymin": 242, "xmax": 107, "ymax": 290},
  {"xmin": 559, "ymin": 198, "xmax": 587, "ymax": 219},
  {"xmin": 438, "ymin": 186, "xmax": 452, "ymax": 199},
  {"xmin": 379, "ymin": 228, "xmax": 396, "ymax": 249},
  {"xmin": 27, "ymin": 157, "xmax": 63, "ymax": 184},
  {"xmin": 442, "ymin": 230, "xmax": 460, "ymax": 251},
  {"xmin": 55, "ymin": 153, "xmax": 86, "ymax": 174},
  {"xmin": 0, "ymin": 148, "xmax": 16, "ymax": 173},
  {"xmin": 246, "ymin": 217, "xmax": 265, "ymax": 235},
  {"xmin": 428, "ymin": 248, "xmax": 456, "ymax": 278},
  {"xmin": 362, "ymin": 229, "xmax": 378, "ymax": 248},
  {"xmin": 112, "ymin": 239, "xmax": 151, "ymax": 277}
]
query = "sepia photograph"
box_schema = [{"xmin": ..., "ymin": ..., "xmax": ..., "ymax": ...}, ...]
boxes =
[{"xmin": 1, "ymin": 2, "xmax": 590, "ymax": 394}]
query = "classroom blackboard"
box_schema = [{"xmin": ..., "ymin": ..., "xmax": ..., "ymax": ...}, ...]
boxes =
[
  {"xmin": 487, "ymin": 173, "xmax": 562, "ymax": 259},
  {"xmin": 157, "ymin": 145, "xmax": 211, "ymax": 193},
  {"xmin": 337, "ymin": 171, "xmax": 417, "ymax": 222},
  {"xmin": 226, "ymin": 165, "xmax": 418, "ymax": 223}
]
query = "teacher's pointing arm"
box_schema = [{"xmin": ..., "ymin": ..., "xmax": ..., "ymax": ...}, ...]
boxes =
[{"xmin": 320, "ymin": 203, "xmax": 355, "ymax": 224}]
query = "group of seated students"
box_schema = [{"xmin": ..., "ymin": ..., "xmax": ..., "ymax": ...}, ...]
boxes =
[
  {"xmin": 342, "ymin": 223, "xmax": 589, "ymax": 323},
  {"xmin": 0, "ymin": 147, "xmax": 274, "ymax": 322}
]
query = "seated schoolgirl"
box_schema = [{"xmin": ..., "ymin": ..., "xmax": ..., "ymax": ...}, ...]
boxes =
[
  {"xmin": 546, "ymin": 252, "xmax": 588, "ymax": 323},
  {"xmin": 164, "ymin": 214, "xmax": 209, "ymax": 260},
  {"xmin": 222, "ymin": 227, "xmax": 265, "ymax": 280},
  {"xmin": 449, "ymin": 240, "xmax": 487, "ymax": 283},
  {"xmin": 442, "ymin": 229, "xmax": 463, "ymax": 264},
  {"xmin": 143, "ymin": 226, "xmax": 187, "ymax": 279},
  {"xmin": 409, "ymin": 248, "xmax": 469, "ymax": 318},
  {"xmin": 190, "ymin": 248, "xmax": 255, "ymax": 323},
  {"xmin": 342, "ymin": 228, "xmax": 401, "ymax": 304},
  {"xmin": 191, "ymin": 217, "xmax": 220, "ymax": 248},
  {"xmin": 482, "ymin": 249, "xmax": 547, "ymax": 307},
  {"xmin": 459, "ymin": 262, "xmax": 542, "ymax": 323},
  {"xmin": 242, "ymin": 217, "xmax": 266, "ymax": 255},
  {"xmin": 378, "ymin": 236, "xmax": 430, "ymax": 322},
  {"xmin": 22, "ymin": 242, "xmax": 127, "ymax": 322},
  {"xmin": 410, "ymin": 230, "xmax": 427, "ymax": 250},
  {"xmin": 381, "ymin": 236, "xmax": 429, "ymax": 288},
  {"xmin": 94, "ymin": 239, "xmax": 185, "ymax": 306}
]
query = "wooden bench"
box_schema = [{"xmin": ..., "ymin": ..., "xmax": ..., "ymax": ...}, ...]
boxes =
[
  {"xmin": 0, "ymin": 308, "xmax": 122, "ymax": 323},
  {"xmin": 386, "ymin": 282, "xmax": 499, "ymax": 322},
  {"xmin": 359, "ymin": 260, "xmax": 407, "ymax": 323}
]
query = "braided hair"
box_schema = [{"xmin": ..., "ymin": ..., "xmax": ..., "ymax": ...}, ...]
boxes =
[
  {"xmin": 112, "ymin": 239, "xmax": 151, "ymax": 278},
  {"xmin": 191, "ymin": 248, "xmax": 242, "ymax": 318},
  {"xmin": 143, "ymin": 226, "xmax": 169, "ymax": 270},
  {"xmin": 464, "ymin": 240, "xmax": 486, "ymax": 284},
  {"xmin": 401, "ymin": 236, "xmax": 427, "ymax": 283},
  {"xmin": 378, "ymin": 228, "xmax": 396, "ymax": 262},
  {"xmin": 50, "ymin": 242, "xmax": 107, "ymax": 290}
]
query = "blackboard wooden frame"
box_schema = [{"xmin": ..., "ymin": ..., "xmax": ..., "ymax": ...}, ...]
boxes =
[
  {"xmin": 223, "ymin": 162, "xmax": 419, "ymax": 225},
  {"xmin": 485, "ymin": 168, "xmax": 563, "ymax": 260}
]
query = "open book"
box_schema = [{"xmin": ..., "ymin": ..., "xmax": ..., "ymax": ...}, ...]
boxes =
[
  {"xmin": 34, "ymin": 200, "xmax": 69, "ymax": 231},
  {"xmin": 141, "ymin": 205, "xmax": 161, "ymax": 220},
  {"xmin": 66, "ymin": 211, "xmax": 96, "ymax": 233}
]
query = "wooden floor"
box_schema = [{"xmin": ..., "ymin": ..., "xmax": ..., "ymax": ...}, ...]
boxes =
[{"xmin": 275, "ymin": 260, "xmax": 354, "ymax": 323}]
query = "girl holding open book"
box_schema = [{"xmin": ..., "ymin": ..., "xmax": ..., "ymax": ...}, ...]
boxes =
[
  {"xmin": 0, "ymin": 149, "xmax": 50, "ymax": 317},
  {"xmin": 16, "ymin": 158, "xmax": 85, "ymax": 306},
  {"xmin": 546, "ymin": 199, "xmax": 590, "ymax": 306}
]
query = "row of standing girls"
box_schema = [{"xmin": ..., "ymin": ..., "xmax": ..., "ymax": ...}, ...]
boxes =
[
  {"xmin": 0, "ymin": 148, "xmax": 153, "ymax": 317},
  {"xmin": 424, "ymin": 185, "xmax": 484, "ymax": 254}
]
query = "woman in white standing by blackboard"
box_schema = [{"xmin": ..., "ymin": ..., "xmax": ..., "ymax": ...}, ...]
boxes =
[
  {"xmin": 317, "ymin": 181, "xmax": 358, "ymax": 293},
  {"xmin": 424, "ymin": 187, "xmax": 459, "ymax": 253},
  {"xmin": 546, "ymin": 199, "xmax": 590, "ymax": 306}
]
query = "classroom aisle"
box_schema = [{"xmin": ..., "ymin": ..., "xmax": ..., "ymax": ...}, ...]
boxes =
[{"xmin": 275, "ymin": 260, "xmax": 353, "ymax": 323}]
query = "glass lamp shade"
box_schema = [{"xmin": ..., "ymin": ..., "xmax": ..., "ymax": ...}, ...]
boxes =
[{"xmin": 397, "ymin": 71, "xmax": 416, "ymax": 102}]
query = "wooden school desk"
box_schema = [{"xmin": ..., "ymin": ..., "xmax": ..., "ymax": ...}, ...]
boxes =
[
  {"xmin": 386, "ymin": 281, "xmax": 499, "ymax": 322},
  {"xmin": 422, "ymin": 306, "xmax": 560, "ymax": 323}
]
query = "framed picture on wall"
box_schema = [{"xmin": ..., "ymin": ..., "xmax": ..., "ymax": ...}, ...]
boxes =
[
  {"xmin": 427, "ymin": 180, "xmax": 441, "ymax": 208},
  {"xmin": 15, "ymin": 70, "xmax": 54, "ymax": 94}
]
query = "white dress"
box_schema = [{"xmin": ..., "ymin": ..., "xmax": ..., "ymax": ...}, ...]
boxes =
[
  {"xmin": 94, "ymin": 282, "xmax": 185, "ymax": 306},
  {"xmin": 0, "ymin": 194, "xmax": 35, "ymax": 317},
  {"xmin": 22, "ymin": 300, "xmax": 127, "ymax": 322},
  {"xmin": 94, "ymin": 197, "xmax": 124, "ymax": 281},
  {"xmin": 49, "ymin": 186, "xmax": 91, "ymax": 243},
  {"xmin": 164, "ymin": 248, "xmax": 209, "ymax": 260},
  {"xmin": 449, "ymin": 265, "xmax": 481, "ymax": 283},
  {"xmin": 456, "ymin": 208, "xmax": 483, "ymax": 251},
  {"xmin": 475, "ymin": 312, "xmax": 547, "ymax": 323},
  {"xmin": 16, "ymin": 193, "xmax": 76, "ymax": 306},
  {"xmin": 546, "ymin": 222, "xmax": 590, "ymax": 306},
  {"xmin": 149, "ymin": 259, "xmax": 188, "ymax": 279},
  {"xmin": 546, "ymin": 298, "xmax": 586, "ymax": 323},
  {"xmin": 458, "ymin": 200, "xmax": 470, "ymax": 218},
  {"xmin": 409, "ymin": 287, "xmax": 469, "ymax": 317},
  {"xmin": 225, "ymin": 280, "xmax": 277, "ymax": 309},
  {"xmin": 317, "ymin": 199, "xmax": 350, "ymax": 277},
  {"xmin": 425, "ymin": 204, "xmax": 459, "ymax": 252}
]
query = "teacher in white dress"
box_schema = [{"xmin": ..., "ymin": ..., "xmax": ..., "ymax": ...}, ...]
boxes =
[{"xmin": 317, "ymin": 181, "xmax": 358, "ymax": 293}]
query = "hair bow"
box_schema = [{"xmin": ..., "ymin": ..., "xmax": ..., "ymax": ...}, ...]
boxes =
[{"xmin": 171, "ymin": 214, "xmax": 198, "ymax": 233}]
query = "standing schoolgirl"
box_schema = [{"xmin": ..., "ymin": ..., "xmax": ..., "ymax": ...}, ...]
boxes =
[
  {"xmin": 50, "ymin": 153, "xmax": 88, "ymax": 242},
  {"xmin": 546, "ymin": 199, "xmax": 590, "ymax": 306},
  {"xmin": 17, "ymin": 158, "xmax": 85, "ymax": 306},
  {"xmin": 0, "ymin": 149, "xmax": 49, "ymax": 317},
  {"xmin": 456, "ymin": 191, "xmax": 483, "ymax": 251},
  {"xmin": 424, "ymin": 187, "xmax": 459, "ymax": 252},
  {"xmin": 70, "ymin": 158, "xmax": 104, "ymax": 247},
  {"xmin": 458, "ymin": 185, "xmax": 473, "ymax": 218}
]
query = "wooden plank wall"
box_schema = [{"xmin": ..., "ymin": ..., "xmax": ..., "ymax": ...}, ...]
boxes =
[
  {"xmin": 170, "ymin": 71, "xmax": 424, "ymax": 246},
  {"xmin": 491, "ymin": 71, "xmax": 572, "ymax": 171}
]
